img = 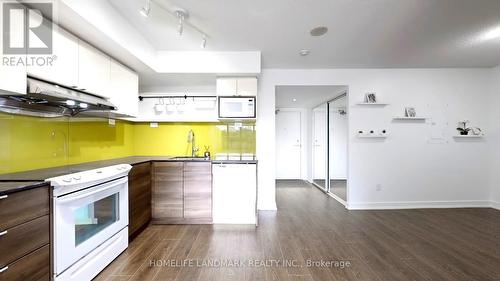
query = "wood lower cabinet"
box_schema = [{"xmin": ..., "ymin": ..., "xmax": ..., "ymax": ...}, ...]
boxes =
[
  {"xmin": 1, "ymin": 245, "xmax": 50, "ymax": 281},
  {"xmin": 129, "ymin": 162, "xmax": 152, "ymax": 240},
  {"xmin": 0, "ymin": 184, "xmax": 50, "ymax": 281},
  {"xmin": 0, "ymin": 215, "xmax": 49, "ymax": 268},
  {"xmin": 152, "ymin": 161, "xmax": 212, "ymax": 224},
  {"xmin": 184, "ymin": 162, "xmax": 212, "ymax": 219},
  {"xmin": 0, "ymin": 186, "xmax": 49, "ymax": 231},
  {"xmin": 153, "ymin": 162, "xmax": 184, "ymax": 220}
]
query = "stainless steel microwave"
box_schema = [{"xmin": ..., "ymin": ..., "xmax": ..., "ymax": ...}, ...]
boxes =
[{"xmin": 218, "ymin": 96, "xmax": 256, "ymax": 119}]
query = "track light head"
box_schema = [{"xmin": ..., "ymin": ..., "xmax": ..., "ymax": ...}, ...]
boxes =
[
  {"xmin": 140, "ymin": 0, "xmax": 151, "ymax": 17},
  {"xmin": 175, "ymin": 9, "xmax": 188, "ymax": 36},
  {"xmin": 201, "ymin": 35, "xmax": 207, "ymax": 48}
]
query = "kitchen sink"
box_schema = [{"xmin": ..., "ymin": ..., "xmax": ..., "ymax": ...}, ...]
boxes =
[{"xmin": 173, "ymin": 156, "xmax": 210, "ymax": 161}]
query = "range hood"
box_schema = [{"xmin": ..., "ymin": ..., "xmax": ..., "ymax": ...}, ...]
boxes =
[{"xmin": 0, "ymin": 77, "xmax": 116, "ymax": 118}]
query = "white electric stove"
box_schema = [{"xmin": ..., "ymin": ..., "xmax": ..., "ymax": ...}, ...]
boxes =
[{"xmin": 47, "ymin": 164, "xmax": 132, "ymax": 281}]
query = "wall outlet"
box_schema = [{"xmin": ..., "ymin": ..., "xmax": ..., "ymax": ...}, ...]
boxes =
[
  {"xmin": 150, "ymin": 122, "xmax": 158, "ymax": 128},
  {"xmin": 108, "ymin": 119, "xmax": 116, "ymax": 126},
  {"xmin": 376, "ymin": 184, "xmax": 382, "ymax": 191}
]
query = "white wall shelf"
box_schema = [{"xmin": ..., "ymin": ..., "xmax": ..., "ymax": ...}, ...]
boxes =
[
  {"xmin": 356, "ymin": 102, "xmax": 389, "ymax": 106},
  {"xmin": 357, "ymin": 134, "xmax": 388, "ymax": 138},
  {"xmin": 453, "ymin": 135, "xmax": 484, "ymax": 138},
  {"xmin": 393, "ymin": 117, "xmax": 426, "ymax": 120}
]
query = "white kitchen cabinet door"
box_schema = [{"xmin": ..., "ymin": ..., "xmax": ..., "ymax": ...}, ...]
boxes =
[
  {"xmin": 109, "ymin": 60, "xmax": 138, "ymax": 117},
  {"xmin": 216, "ymin": 78, "xmax": 237, "ymax": 96},
  {"xmin": 0, "ymin": 57, "xmax": 26, "ymax": 95},
  {"xmin": 28, "ymin": 27, "xmax": 79, "ymax": 88},
  {"xmin": 78, "ymin": 40, "xmax": 111, "ymax": 98},
  {"xmin": 212, "ymin": 164, "xmax": 257, "ymax": 224},
  {"xmin": 0, "ymin": 9, "xmax": 26, "ymax": 95},
  {"xmin": 236, "ymin": 77, "xmax": 257, "ymax": 96}
]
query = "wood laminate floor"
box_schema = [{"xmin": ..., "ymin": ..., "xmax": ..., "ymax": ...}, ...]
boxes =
[{"xmin": 94, "ymin": 183, "xmax": 500, "ymax": 281}]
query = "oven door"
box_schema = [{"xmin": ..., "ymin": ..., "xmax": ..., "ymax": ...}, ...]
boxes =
[
  {"xmin": 218, "ymin": 97, "xmax": 256, "ymax": 118},
  {"xmin": 53, "ymin": 177, "xmax": 129, "ymax": 275}
]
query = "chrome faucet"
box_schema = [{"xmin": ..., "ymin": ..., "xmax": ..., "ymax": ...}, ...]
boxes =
[{"xmin": 187, "ymin": 129, "xmax": 198, "ymax": 157}]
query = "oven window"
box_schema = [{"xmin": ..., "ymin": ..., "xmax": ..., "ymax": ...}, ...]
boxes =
[{"xmin": 74, "ymin": 193, "xmax": 119, "ymax": 246}]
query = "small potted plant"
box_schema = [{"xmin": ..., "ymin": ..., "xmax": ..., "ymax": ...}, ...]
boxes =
[{"xmin": 456, "ymin": 120, "xmax": 470, "ymax": 135}]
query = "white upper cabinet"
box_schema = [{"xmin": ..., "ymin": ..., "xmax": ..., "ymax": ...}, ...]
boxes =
[
  {"xmin": 216, "ymin": 77, "xmax": 257, "ymax": 96},
  {"xmin": 109, "ymin": 60, "xmax": 139, "ymax": 117},
  {"xmin": 27, "ymin": 27, "xmax": 79, "ymax": 88},
  {"xmin": 0, "ymin": 12, "xmax": 26, "ymax": 95},
  {"xmin": 216, "ymin": 78, "xmax": 237, "ymax": 96},
  {"xmin": 236, "ymin": 77, "xmax": 258, "ymax": 96},
  {"xmin": 78, "ymin": 40, "xmax": 111, "ymax": 98},
  {"xmin": 0, "ymin": 56, "xmax": 26, "ymax": 96}
]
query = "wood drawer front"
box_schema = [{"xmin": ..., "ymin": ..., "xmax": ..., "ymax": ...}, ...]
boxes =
[
  {"xmin": 0, "ymin": 215, "xmax": 49, "ymax": 268},
  {"xmin": 153, "ymin": 162, "xmax": 184, "ymax": 219},
  {"xmin": 129, "ymin": 162, "xmax": 152, "ymax": 237},
  {"xmin": 0, "ymin": 186, "xmax": 49, "ymax": 230},
  {"xmin": 0, "ymin": 244, "xmax": 50, "ymax": 281}
]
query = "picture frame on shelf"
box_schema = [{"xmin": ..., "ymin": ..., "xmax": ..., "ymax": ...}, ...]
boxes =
[
  {"xmin": 404, "ymin": 107, "xmax": 416, "ymax": 117},
  {"xmin": 364, "ymin": 92, "xmax": 377, "ymax": 103}
]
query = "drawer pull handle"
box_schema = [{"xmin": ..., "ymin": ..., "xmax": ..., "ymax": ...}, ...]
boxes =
[
  {"xmin": 0, "ymin": 266, "xmax": 8, "ymax": 273},
  {"xmin": 0, "ymin": 195, "xmax": 7, "ymax": 200},
  {"xmin": 0, "ymin": 231, "xmax": 7, "ymax": 237}
]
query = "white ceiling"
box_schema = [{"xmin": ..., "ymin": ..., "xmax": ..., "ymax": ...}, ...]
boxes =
[
  {"xmin": 276, "ymin": 85, "xmax": 347, "ymax": 108},
  {"xmin": 108, "ymin": 0, "xmax": 500, "ymax": 68}
]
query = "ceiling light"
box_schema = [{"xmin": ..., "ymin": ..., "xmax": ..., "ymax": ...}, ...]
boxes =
[
  {"xmin": 140, "ymin": 0, "xmax": 151, "ymax": 17},
  {"xmin": 310, "ymin": 26, "xmax": 328, "ymax": 37},
  {"xmin": 201, "ymin": 35, "xmax": 207, "ymax": 49},
  {"xmin": 79, "ymin": 103, "xmax": 88, "ymax": 109},
  {"xmin": 480, "ymin": 26, "xmax": 500, "ymax": 41},
  {"xmin": 299, "ymin": 49, "xmax": 310, "ymax": 56},
  {"xmin": 292, "ymin": 98, "xmax": 297, "ymax": 102},
  {"xmin": 65, "ymin": 100, "xmax": 76, "ymax": 106}
]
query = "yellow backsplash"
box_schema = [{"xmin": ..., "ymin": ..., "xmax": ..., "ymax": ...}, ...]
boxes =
[{"xmin": 0, "ymin": 113, "xmax": 255, "ymax": 175}]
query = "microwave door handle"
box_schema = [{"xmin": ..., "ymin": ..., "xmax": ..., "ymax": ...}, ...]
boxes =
[{"xmin": 57, "ymin": 178, "xmax": 127, "ymax": 203}]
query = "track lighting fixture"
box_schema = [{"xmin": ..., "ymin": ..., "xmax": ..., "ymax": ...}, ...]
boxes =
[
  {"xmin": 140, "ymin": 0, "xmax": 151, "ymax": 17},
  {"xmin": 175, "ymin": 10, "xmax": 187, "ymax": 36},
  {"xmin": 201, "ymin": 35, "xmax": 207, "ymax": 49}
]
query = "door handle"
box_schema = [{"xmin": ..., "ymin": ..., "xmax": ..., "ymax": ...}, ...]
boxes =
[
  {"xmin": 0, "ymin": 195, "xmax": 7, "ymax": 200},
  {"xmin": 0, "ymin": 230, "xmax": 7, "ymax": 237},
  {"xmin": 0, "ymin": 266, "xmax": 8, "ymax": 273}
]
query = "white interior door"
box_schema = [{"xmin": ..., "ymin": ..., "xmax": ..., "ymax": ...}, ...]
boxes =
[{"xmin": 276, "ymin": 110, "xmax": 302, "ymax": 179}]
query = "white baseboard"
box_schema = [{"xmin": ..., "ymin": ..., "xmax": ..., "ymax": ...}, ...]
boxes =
[
  {"xmin": 491, "ymin": 201, "xmax": 500, "ymax": 210},
  {"xmin": 347, "ymin": 200, "xmax": 492, "ymax": 210}
]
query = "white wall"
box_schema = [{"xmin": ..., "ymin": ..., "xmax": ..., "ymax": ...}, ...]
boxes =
[
  {"xmin": 257, "ymin": 69, "xmax": 492, "ymax": 210},
  {"xmin": 489, "ymin": 66, "xmax": 500, "ymax": 209}
]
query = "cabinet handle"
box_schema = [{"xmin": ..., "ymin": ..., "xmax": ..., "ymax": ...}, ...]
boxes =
[
  {"xmin": 0, "ymin": 266, "xmax": 8, "ymax": 273},
  {"xmin": 0, "ymin": 230, "xmax": 7, "ymax": 237},
  {"xmin": 0, "ymin": 195, "xmax": 7, "ymax": 200}
]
